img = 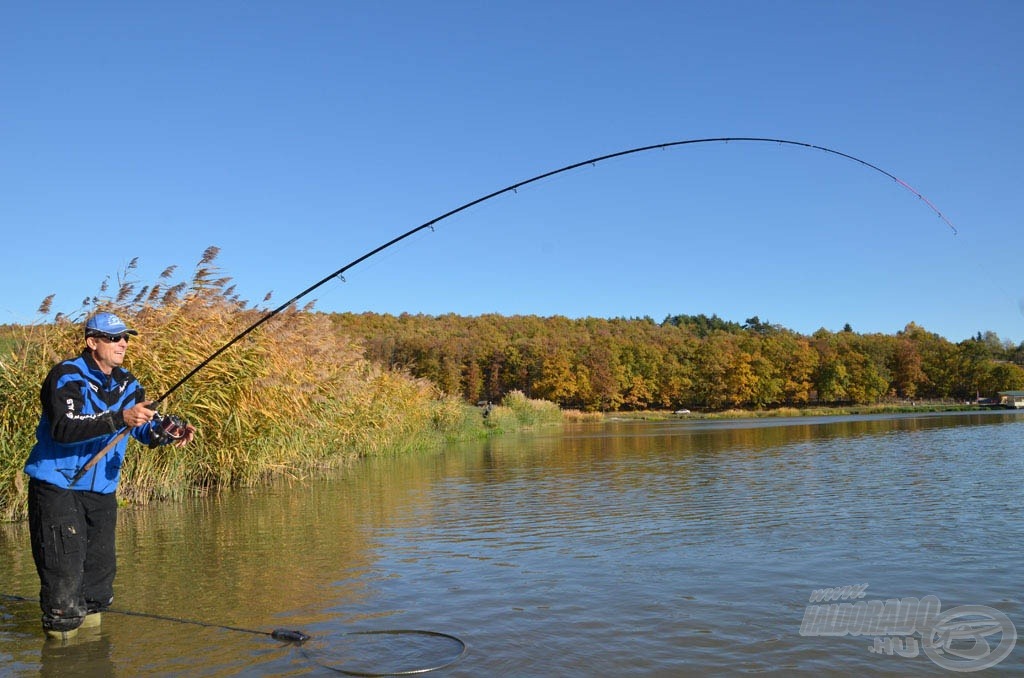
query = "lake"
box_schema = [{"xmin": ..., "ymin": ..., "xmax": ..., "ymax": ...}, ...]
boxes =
[{"xmin": 2, "ymin": 411, "xmax": 1022, "ymax": 676}]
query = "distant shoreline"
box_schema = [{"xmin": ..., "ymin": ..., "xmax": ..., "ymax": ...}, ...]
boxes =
[{"xmin": 596, "ymin": 402, "xmax": 1002, "ymax": 422}]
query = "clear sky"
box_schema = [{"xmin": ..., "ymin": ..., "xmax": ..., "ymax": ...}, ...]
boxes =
[{"xmin": 2, "ymin": 1, "xmax": 1021, "ymax": 344}]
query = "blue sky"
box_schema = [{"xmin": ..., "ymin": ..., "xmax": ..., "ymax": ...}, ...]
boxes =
[{"xmin": 2, "ymin": 1, "xmax": 1021, "ymax": 344}]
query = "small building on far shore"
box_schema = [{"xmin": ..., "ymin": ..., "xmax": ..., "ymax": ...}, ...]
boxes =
[{"xmin": 997, "ymin": 391, "xmax": 1024, "ymax": 409}]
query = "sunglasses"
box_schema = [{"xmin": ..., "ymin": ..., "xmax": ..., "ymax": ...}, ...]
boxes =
[{"xmin": 90, "ymin": 332, "xmax": 131, "ymax": 344}]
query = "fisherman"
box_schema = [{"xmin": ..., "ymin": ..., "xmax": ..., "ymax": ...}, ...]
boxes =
[{"xmin": 23, "ymin": 312, "xmax": 196, "ymax": 640}]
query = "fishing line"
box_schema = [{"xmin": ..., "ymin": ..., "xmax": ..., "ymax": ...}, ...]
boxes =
[{"xmin": 0, "ymin": 594, "xmax": 467, "ymax": 676}]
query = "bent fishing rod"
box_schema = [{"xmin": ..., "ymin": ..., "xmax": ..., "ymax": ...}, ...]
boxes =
[{"xmin": 71, "ymin": 136, "xmax": 958, "ymax": 482}]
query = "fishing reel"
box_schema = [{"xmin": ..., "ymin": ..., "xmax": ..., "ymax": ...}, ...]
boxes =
[{"xmin": 149, "ymin": 412, "xmax": 190, "ymax": 446}]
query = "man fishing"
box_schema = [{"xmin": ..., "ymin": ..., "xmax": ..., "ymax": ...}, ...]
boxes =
[{"xmin": 23, "ymin": 311, "xmax": 195, "ymax": 640}]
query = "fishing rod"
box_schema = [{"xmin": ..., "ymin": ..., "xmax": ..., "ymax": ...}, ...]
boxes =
[{"xmin": 72, "ymin": 136, "xmax": 957, "ymax": 481}]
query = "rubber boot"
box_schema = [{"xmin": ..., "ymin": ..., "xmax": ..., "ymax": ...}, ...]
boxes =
[
  {"xmin": 44, "ymin": 627, "xmax": 78, "ymax": 642},
  {"xmin": 80, "ymin": 612, "xmax": 102, "ymax": 628}
]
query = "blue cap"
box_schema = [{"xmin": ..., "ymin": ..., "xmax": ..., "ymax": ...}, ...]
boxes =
[{"xmin": 85, "ymin": 312, "xmax": 138, "ymax": 337}]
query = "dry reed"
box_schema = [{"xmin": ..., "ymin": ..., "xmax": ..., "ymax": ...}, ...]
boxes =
[{"xmin": 0, "ymin": 250, "xmax": 519, "ymax": 521}]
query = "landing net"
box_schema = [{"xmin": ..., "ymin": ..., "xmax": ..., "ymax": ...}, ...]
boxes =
[{"xmin": 300, "ymin": 629, "xmax": 468, "ymax": 676}]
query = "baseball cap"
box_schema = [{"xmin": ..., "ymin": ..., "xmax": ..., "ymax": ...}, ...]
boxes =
[{"xmin": 85, "ymin": 312, "xmax": 139, "ymax": 337}]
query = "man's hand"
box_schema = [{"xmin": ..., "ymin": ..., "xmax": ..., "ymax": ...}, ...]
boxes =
[
  {"xmin": 153, "ymin": 413, "xmax": 196, "ymax": 448},
  {"xmin": 173, "ymin": 422, "xmax": 197, "ymax": 448},
  {"xmin": 123, "ymin": 401, "xmax": 156, "ymax": 428}
]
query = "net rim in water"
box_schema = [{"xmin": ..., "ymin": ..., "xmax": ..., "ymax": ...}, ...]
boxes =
[{"xmin": 301, "ymin": 628, "xmax": 468, "ymax": 676}]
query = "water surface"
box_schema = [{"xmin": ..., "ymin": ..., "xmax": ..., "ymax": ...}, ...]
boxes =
[{"xmin": 2, "ymin": 411, "xmax": 1022, "ymax": 675}]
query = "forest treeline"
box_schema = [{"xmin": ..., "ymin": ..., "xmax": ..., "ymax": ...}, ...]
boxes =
[{"xmin": 330, "ymin": 312, "xmax": 1024, "ymax": 411}]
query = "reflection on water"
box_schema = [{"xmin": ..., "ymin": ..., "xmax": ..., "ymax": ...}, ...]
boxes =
[{"xmin": 2, "ymin": 411, "xmax": 1022, "ymax": 676}]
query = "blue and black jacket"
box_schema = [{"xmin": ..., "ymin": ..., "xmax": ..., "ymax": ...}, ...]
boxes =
[{"xmin": 24, "ymin": 349, "xmax": 164, "ymax": 493}]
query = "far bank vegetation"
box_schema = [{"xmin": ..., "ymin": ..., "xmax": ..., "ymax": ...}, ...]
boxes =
[{"xmin": 331, "ymin": 312, "xmax": 1024, "ymax": 411}]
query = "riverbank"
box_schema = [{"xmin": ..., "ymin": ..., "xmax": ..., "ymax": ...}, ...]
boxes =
[{"xmin": 598, "ymin": 401, "xmax": 981, "ymax": 422}]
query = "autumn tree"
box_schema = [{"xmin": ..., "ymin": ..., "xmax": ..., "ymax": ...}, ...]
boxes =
[{"xmin": 329, "ymin": 311, "xmax": 1007, "ymax": 411}]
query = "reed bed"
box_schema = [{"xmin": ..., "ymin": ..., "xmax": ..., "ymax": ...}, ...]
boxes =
[
  {"xmin": 0, "ymin": 250, "xmax": 508, "ymax": 521},
  {"xmin": 483, "ymin": 390, "xmax": 565, "ymax": 431},
  {"xmin": 561, "ymin": 409, "xmax": 606, "ymax": 423}
]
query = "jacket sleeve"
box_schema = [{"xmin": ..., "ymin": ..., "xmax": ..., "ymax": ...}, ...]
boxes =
[
  {"xmin": 132, "ymin": 419, "xmax": 165, "ymax": 447},
  {"xmin": 43, "ymin": 364, "xmax": 129, "ymax": 444}
]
